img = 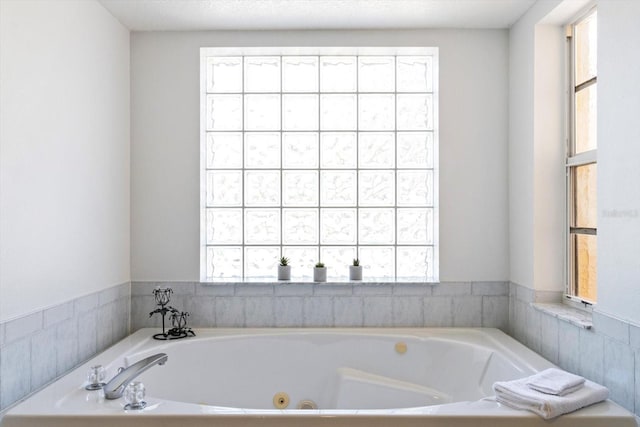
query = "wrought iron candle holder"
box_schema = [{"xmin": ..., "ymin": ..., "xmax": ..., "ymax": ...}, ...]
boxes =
[{"xmin": 149, "ymin": 287, "xmax": 195, "ymax": 340}]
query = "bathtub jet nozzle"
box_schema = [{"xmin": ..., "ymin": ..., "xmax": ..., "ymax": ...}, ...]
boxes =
[{"xmin": 104, "ymin": 353, "xmax": 168, "ymax": 400}]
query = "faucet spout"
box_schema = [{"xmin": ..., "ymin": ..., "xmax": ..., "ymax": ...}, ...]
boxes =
[{"xmin": 104, "ymin": 353, "xmax": 168, "ymax": 400}]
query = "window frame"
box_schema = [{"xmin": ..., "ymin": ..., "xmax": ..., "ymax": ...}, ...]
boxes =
[
  {"xmin": 199, "ymin": 47, "xmax": 439, "ymax": 283},
  {"xmin": 565, "ymin": 8, "xmax": 597, "ymax": 306}
]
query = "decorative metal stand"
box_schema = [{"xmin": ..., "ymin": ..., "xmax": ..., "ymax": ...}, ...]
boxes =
[{"xmin": 149, "ymin": 287, "xmax": 195, "ymax": 340}]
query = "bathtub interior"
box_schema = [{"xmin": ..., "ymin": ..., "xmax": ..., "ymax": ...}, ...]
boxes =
[
  {"xmin": 116, "ymin": 331, "xmax": 529, "ymax": 410},
  {"xmin": 3, "ymin": 328, "xmax": 636, "ymax": 427}
]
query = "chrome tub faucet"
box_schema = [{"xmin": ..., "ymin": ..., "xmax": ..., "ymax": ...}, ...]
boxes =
[{"xmin": 104, "ymin": 353, "xmax": 168, "ymax": 400}]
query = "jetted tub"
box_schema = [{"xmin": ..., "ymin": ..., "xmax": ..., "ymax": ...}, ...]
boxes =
[{"xmin": 2, "ymin": 328, "xmax": 635, "ymax": 427}]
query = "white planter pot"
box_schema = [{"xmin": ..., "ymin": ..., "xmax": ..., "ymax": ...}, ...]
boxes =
[
  {"xmin": 313, "ymin": 267, "xmax": 327, "ymax": 282},
  {"xmin": 278, "ymin": 265, "xmax": 291, "ymax": 280},
  {"xmin": 349, "ymin": 265, "xmax": 363, "ymax": 280}
]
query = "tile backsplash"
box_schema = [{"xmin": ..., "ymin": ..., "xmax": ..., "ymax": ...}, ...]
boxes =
[
  {"xmin": 0, "ymin": 282, "xmax": 130, "ymax": 413},
  {"xmin": 130, "ymin": 281, "xmax": 509, "ymax": 330}
]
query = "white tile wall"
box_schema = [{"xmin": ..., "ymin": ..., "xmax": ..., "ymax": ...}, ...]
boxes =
[
  {"xmin": 130, "ymin": 281, "xmax": 510, "ymax": 331},
  {"xmin": 579, "ymin": 328, "xmax": 604, "ymax": 385},
  {"xmin": 245, "ymin": 297, "xmax": 275, "ymax": 327},
  {"xmin": 472, "ymin": 281, "xmax": 508, "ymax": 296},
  {"xmin": 77, "ymin": 310, "xmax": 98, "ymax": 362},
  {"xmin": 558, "ymin": 320, "xmax": 580, "ymax": 374},
  {"xmin": 363, "ymin": 297, "xmax": 393, "ymax": 326},
  {"xmin": 314, "ymin": 284, "xmax": 353, "ymax": 296},
  {"xmin": 0, "ymin": 282, "xmax": 130, "ymax": 414},
  {"xmin": 604, "ymin": 337, "xmax": 635, "ymax": 411},
  {"xmin": 593, "ymin": 311, "xmax": 631, "ymax": 343},
  {"xmin": 215, "ymin": 297, "xmax": 245, "ymax": 327},
  {"xmin": 482, "ymin": 296, "xmax": 509, "ymax": 330},
  {"xmin": 74, "ymin": 293, "xmax": 100, "ymax": 313},
  {"xmin": 432, "ymin": 282, "xmax": 471, "ymax": 296},
  {"xmin": 354, "ymin": 285, "xmax": 394, "ymax": 296},
  {"xmin": 514, "ymin": 299, "xmax": 527, "ymax": 340},
  {"xmin": 55, "ymin": 319, "xmax": 79, "ymax": 376},
  {"xmin": 392, "ymin": 297, "xmax": 424, "ymax": 327},
  {"xmin": 43, "ymin": 302, "xmax": 74, "ymax": 328},
  {"xmin": 630, "ymin": 324, "xmax": 640, "ymax": 349},
  {"xmin": 509, "ymin": 281, "xmax": 640, "ymax": 416},
  {"xmin": 196, "ymin": 283, "xmax": 235, "ymax": 297},
  {"xmin": 539, "ymin": 313, "xmax": 559, "ymax": 365},
  {"xmin": 30, "ymin": 330, "xmax": 57, "ymax": 391},
  {"xmin": 275, "ymin": 284, "xmax": 314, "ymax": 297},
  {"xmin": 333, "ymin": 297, "xmax": 364, "ymax": 327},
  {"xmin": 96, "ymin": 304, "xmax": 115, "ymax": 351},
  {"xmin": 525, "ymin": 306, "xmax": 541, "ymax": 354},
  {"xmin": 635, "ymin": 352, "xmax": 640, "ymax": 419},
  {"xmin": 4, "ymin": 313, "xmax": 42, "ymax": 344},
  {"xmin": 274, "ymin": 297, "xmax": 304, "ymax": 327},
  {"xmin": 392, "ymin": 284, "xmax": 433, "ymax": 296},
  {"xmin": 452, "ymin": 296, "xmax": 482, "ymax": 327},
  {"xmin": 423, "ymin": 297, "xmax": 453, "ymax": 326},
  {"xmin": 0, "ymin": 338, "xmax": 30, "ymax": 409},
  {"xmin": 303, "ymin": 296, "xmax": 333, "ymax": 327}
]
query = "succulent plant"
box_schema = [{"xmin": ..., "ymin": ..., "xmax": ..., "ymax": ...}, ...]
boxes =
[
  {"xmin": 280, "ymin": 256, "xmax": 290, "ymax": 266},
  {"xmin": 352, "ymin": 258, "xmax": 360, "ymax": 267},
  {"xmin": 315, "ymin": 262, "xmax": 325, "ymax": 268}
]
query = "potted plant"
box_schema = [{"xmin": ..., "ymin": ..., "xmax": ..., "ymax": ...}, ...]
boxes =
[
  {"xmin": 278, "ymin": 256, "xmax": 291, "ymax": 280},
  {"xmin": 349, "ymin": 258, "xmax": 363, "ymax": 280},
  {"xmin": 313, "ymin": 262, "xmax": 327, "ymax": 282}
]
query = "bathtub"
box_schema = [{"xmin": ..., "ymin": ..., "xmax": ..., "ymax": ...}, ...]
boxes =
[{"xmin": 2, "ymin": 328, "xmax": 635, "ymax": 427}]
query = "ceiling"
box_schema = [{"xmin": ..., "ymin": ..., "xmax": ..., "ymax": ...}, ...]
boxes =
[{"xmin": 97, "ymin": 0, "xmax": 537, "ymax": 31}]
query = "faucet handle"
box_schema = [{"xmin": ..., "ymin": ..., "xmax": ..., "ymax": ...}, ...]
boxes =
[
  {"xmin": 85, "ymin": 365, "xmax": 106, "ymax": 391},
  {"xmin": 124, "ymin": 381, "xmax": 147, "ymax": 410}
]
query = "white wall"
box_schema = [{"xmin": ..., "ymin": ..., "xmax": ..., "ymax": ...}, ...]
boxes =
[
  {"xmin": 130, "ymin": 29, "xmax": 509, "ymax": 282},
  {"xmin": 508, "ymin": 6, "xmax": 538, "ymax": 289},
  {"xmin": 597, "ymin": 0, "xmax": 640, "ymax": 323},
  {"xmin": 0, "ymin": 0, "xmax": 130, "ymax": 321},
  {"xmin": 532, "ymin": 23, "xmax": 566, "ymax": 293},
  {"xmin": 509, "ymin": 0, "xmax": 565, "ymax": 292}
]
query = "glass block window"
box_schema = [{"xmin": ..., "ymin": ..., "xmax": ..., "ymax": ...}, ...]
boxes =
[{"xmin": 201, "ymin": 49, "xmax": 438, "ymax": 281}]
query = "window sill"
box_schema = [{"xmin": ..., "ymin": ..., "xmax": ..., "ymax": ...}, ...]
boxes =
[
  {"xmin": 202, "ymin": 277, "xmax": 438, "ymax": 286},
  {"xmin": 531, "ymin": 302, "xmax": 593, "ymax": 329}
]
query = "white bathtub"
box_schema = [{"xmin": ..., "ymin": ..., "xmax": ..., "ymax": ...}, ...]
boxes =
[{"xmin": 2, "ymin": 328, "xmax": 635, "ymax": 427}]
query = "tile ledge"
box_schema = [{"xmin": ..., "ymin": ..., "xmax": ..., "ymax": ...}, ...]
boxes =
[
  {"xmin": 201, "ymin": 279, "xmax": 439, "ymax": 286},
  {"xmin": 531, "ymin": 302, "xmax": 593, "ymax": 329}
]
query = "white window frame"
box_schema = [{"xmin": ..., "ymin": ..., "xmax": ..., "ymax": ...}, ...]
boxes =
[
  {"xmin": 199, "ymin": 47, "xmax": 439, "ymax": 282},
  {"xmin": 565, "ymin": 9, "xmax": 597, "ymax": 307}
]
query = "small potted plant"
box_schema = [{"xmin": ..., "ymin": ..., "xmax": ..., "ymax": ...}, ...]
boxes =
[
  {"xmin": 278, "ymin": 256, "xmax": 291, "ymax": 280},
  {"xmin": 313, "ymin": 262, "xmax": 327, "ymax": 282},
  {"xmin": 349, "ymin": 258, "xmax": 363, "ymax": 280}
]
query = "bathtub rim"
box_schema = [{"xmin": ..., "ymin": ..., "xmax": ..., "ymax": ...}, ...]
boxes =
[{"xmin": 1, "ymin": 327, "xmax": 636, "ymax": 427}]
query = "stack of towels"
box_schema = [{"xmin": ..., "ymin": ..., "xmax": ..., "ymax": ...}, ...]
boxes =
[{"xmin": 493, "ymin": 368, "xmax": 609, "ymax": 419}]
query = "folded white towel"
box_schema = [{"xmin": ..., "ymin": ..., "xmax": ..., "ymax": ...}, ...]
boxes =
[
  {"xmin": 493, "ymin": 376, "xmax": 609, "ymax": 419},
  {"xmin": 526, "ymin": 368, "xmax": 586, "ymax": 396}
]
